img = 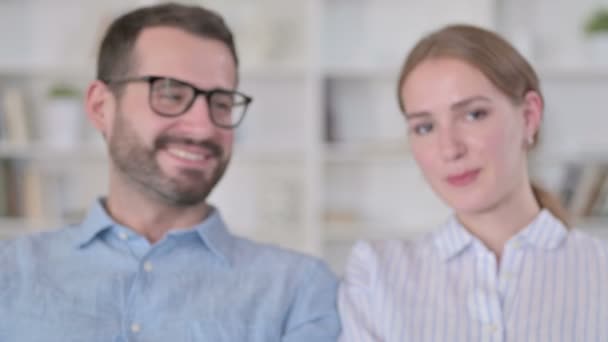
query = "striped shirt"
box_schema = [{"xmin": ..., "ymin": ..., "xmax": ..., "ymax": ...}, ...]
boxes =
[{"xmin": 338, "ymin": 209, "xmax": 608, "ymax": 341}]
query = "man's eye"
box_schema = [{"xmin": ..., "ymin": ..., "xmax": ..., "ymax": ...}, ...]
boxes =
[
  {"xmin": 211, "ymin": 95, "xmax": 234, "ymax": 111},
  {"xmin": 212, "ymin": 101, "xmax": 232, "ymax": 111},
  {"xmin": 155, "ymin": 90, "xmax": 186, "ymax": 103},
  {"xmin": 161, "ymin": 93, "xmax": 184, "ymax": 101}
]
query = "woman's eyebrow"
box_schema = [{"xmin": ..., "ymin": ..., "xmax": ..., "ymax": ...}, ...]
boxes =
[{"xmin": 450, "ymin": 95, "xmax": 491, "ymax": 111}]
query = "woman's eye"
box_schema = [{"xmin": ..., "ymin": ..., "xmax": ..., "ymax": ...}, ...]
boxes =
[
  {"xmin": 465, "ymin": 109, "xmax": 488, "ymax": 121},
  {"xmin": 412, "ymin": 123, "xmax": 433, "ymax": 135}
]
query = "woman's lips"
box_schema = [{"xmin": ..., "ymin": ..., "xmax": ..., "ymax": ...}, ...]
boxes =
[{"xmin": 446, "ymin": 169, "xmax": 480, "ymax": 187}]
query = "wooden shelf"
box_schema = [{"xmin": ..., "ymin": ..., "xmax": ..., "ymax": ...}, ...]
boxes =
[
  {"xmin": 324, "ymin": 141, "xmax": 413, "ymax": 164},
  {"xmin": 530, "ymin": 151, "xmax": 608, "ymax": 166},
  {"xmin": 576, "ymin": 217, "xmax": 608, "ymax": 240},
  {"xmin": 538, "ymin": 66, "xmax": 608, "ymax": 81},
  {"xmin": 320, "ymin": 65, "xmax": 608, "ymax": 82},
  {"xmin": 242, "ymin": 65, "xmax": 313, "ymax": 81},
  {"xmin": 324, "ymin": 220, "xmax": 427, "ymax": 242},
  {"xmin": 231, "ymin": 144, "xmax": 311, "ymax": 164},
  {"xmin": 323, "ymin": 66, "xmax": 398, "ymax": 80},
  {"xmin": 0, "ymin": 65, "xmax": 94, "ymax": 79},
  {"xmin": 0, "ymin": 142, "xmax": 107, "ymax": 161},
  {"xmin": 0, "ymin": 65, "xmax": 312, "ymax": 82},
  {"xmin": 576, "ymin": 216, "xmax": 608, "ymax": 229},
  {"xmin": 0, "ymin": 142, "xmax": 316, "ymax": 163},
  {"xmin": 0, "ymin": 217, "xmax": 59, "ymax": 239}
]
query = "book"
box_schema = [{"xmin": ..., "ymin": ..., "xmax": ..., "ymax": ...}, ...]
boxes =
[
  {"xmin": 0, "ymin": 161, "xmax": 7, "ymax": 216},
  {"xmin": 0, "ymin": 97, "xmax": 7, "ymax": 142},
  {"xmin": 4, "ymin": 161, "xmax": 21, "ymax": 217},
  {"xmin": 22, "ymin": 163, "xmax": 45, "ymax": 219},
  {"xmin": 591, "ymin": 170, "xmax": 608, "ymax": 217},
  {"xmin": 568, "ymin": 165, "xmax": 608, "ymax": 218},
  {"xmin": 2, "ymin": 87, "xmax": 29, "ymax": 145},
  {"xmin": 582, "ymin": 166, "xmax": 608, "ymax": 217},
  {"xmin": 559, "ymin": 164, "xmax": 583, "ymax": 209}
]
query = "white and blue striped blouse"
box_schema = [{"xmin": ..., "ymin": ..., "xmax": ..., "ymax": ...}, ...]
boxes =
[{"xmin": 339, "ymin": 209, "xmax": 608, "ymax": 341}]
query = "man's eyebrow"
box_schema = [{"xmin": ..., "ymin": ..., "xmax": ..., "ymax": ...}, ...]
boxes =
[{"xmin": 404, "ymin": 111, "xmax": 431, "ymax": 120}]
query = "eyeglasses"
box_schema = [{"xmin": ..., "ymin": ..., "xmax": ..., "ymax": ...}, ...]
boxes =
[{"xmin": 103, "ymin": 75, "xmax": 253, "ymax": 129}]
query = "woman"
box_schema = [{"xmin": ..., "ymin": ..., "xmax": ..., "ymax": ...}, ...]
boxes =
[{"xmin": 339, "ymin": 24, "xmax": 608, "ymax": 341}]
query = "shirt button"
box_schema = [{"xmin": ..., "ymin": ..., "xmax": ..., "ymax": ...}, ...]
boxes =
[
  {"xmin": 502, "ymin": 272, "xmax": 515, "ymax": 281},
  {"xmin": 486, "ymin": 324, "xmax": 499, "ymax": 333},
  {"xmin": 118, "ymin": 232, "xmax": 128, "ymax": 240},
  {"xmin": 143, "ymin": 261, "xmax": 153, "ymax": 272},
  {"xmin": 511, "ymin": 240, "xmax": 523, "ymax": 249},
  {"xmin": 131, "ymin": 323, "xmax": 141, "ymax": 333}
]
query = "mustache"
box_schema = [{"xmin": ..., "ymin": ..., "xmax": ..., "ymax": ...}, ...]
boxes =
[{"xmin": 154, "ymin": 135, "xmax": 223, "ymax": 157}]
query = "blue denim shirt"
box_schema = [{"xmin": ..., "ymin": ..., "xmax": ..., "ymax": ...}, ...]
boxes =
[{"xmin": 0, "ymin": 200, "xmax": 340, "ymax": 341}]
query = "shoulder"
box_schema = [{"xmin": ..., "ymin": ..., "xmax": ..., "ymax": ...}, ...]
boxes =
[
  {"xmin": 231, "ymin": 236, "xmax": 337, "ymax": 284},
  {"xmin": 0, "ymin": 224, "xmax": 81, "ymax": 297},
  {"xmin": 231, "ymin": 236, "xmax": 328, "ymax": 269},
  {"xmin": 352, "ymin": 234, "xmax": 437, "ymax": 265},
  {"xmin": 342, "ymin": 235, "xmax": 436, "ymax": 284},
  {"xmin": 565, "ymin": 228, "xmax": 608, "ymax": 257},
  {"xmin": 0, "ymin": 224, "xmax": 81, "ymax": 264}
]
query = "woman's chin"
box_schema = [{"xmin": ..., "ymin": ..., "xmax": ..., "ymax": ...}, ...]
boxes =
[{"xmin": 442, "ymin": 192, "xmax": 492, "ymax": 216}]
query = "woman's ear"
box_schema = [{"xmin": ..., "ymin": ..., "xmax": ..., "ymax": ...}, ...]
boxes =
[
  {"xmin": 522, "ymin": 90, "xmax": 543, "ymax": 146},
  {"xmin": 85, "ymin": 80, "xmax": 115, "ymax": 140}
]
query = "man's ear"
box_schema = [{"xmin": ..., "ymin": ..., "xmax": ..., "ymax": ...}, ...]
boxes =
[
  {"xmin": 85, "ymin": 80, "xmax": 115, "ymax": 140},
  {"xmin": 522, "ymin": 90, "xmax": 543, "ymax": 145}
]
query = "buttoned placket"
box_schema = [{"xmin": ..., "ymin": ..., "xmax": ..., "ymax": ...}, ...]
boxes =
[{"xmin": 470, "ymin": 243, "xmax": 505, "ymax": 342}]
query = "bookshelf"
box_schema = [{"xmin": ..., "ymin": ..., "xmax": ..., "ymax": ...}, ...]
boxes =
[{"xmin": 1, "ymin": 0, "xmax": 607, "ymax": 274}]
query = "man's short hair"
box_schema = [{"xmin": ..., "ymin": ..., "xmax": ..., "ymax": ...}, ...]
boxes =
[{"xmin": 97, "ymin": 3, "xmax": 238, "ymax": 82}]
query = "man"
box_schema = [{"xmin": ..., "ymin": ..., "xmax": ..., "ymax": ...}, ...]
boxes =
[{"xmin": 0, "ymin": 3, "xmax": 339, "ymax": 341}]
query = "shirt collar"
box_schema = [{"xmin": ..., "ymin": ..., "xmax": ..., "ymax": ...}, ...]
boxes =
[
  {"xmin": 75, "ymin": 198, "xmax": 114, "ymax": 248},
  {"xmin": 515, "ymin": 209, "xmax": 568, "ymax": 250},
  {"xmin": 75, "ymin": 199, "xmax": 236, "ymax": 266},
  {"xmin": 433, "ymin": 209, "xmax": 568, "ymax": 262},
  {"xmin": 191, "ymin": 208, "xmax": 235, "ymax": 266},
  {"xmin": 433, "ymin": 216, "xmax": 475, "ymax": 262}
]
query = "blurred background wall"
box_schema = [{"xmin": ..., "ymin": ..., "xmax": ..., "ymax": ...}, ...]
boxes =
[{"xmin": 0, "ymin": 0, "xmax": 607, "ymax": 273}]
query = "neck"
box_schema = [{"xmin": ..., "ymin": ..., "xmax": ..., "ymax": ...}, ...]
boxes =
[
  {"xmin": 457, "ymin": 183, "xmax": 541, "ymax": 260},
  {"xmin": 105, "ymin": 173, "xmax": 210, "ymax": 244}
]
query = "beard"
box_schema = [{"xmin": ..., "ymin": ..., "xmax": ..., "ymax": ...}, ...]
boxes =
[{"xmin": 108, "ymin": 111, "xmax": 230, "ymax": 207}]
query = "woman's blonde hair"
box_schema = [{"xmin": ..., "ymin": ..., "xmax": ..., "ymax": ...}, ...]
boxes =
[{"xmin": 396, "ymin": 24, "xmax": 571, "ymax": 227}]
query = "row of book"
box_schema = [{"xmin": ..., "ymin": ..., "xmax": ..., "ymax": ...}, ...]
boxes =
[
  {"xmin": 0, "ymin": 87, "xmax": 30, "ymax": 145},
  {"xmin": 560, "ymin": 164, "xmax": 608, "ymax": 219},
  {"xmin": 0, "ymin": 161, "xmax": 44, "ymax": 218},
  {"xmin": 0, "ymin": 158, "xmax": 97, "ymax": 228},
  {"xmin": 1, "ymin": 162, "xmax": 606, "ymax": 221}
]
